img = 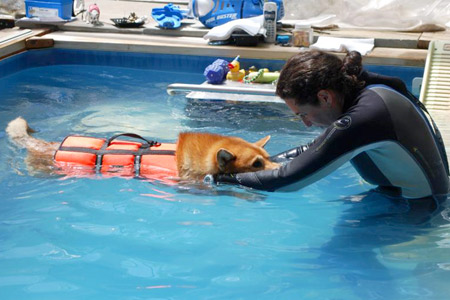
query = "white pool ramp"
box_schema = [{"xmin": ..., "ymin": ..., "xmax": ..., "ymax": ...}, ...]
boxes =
[
  {"xmin": 420, "ymin": 40, "xmax": 450, "ymax": 111},
  {"xmin": 167, "ymin": 81, "xmax": 283, "ymax": 103}
]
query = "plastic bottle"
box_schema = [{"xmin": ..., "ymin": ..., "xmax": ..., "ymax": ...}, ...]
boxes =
[{"xmin": 292, "ymin": 23, "xmax": 313, "ymax": 47}]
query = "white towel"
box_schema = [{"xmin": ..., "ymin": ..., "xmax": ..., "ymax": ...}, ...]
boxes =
[
  {"xmin": 310, "ymin": 36, "xmax": 375, "ymax": 55},
  {"xmin": 203, "ymin": 15, "xmax": 265, "ymax": 41}
]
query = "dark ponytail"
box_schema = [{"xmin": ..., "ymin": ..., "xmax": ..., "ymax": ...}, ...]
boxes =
[
  {"xmin": 342, "ymin": 51, "xmax": 363, "ymax": 77},
  {"xmin": 341, "ymin": 51, "xmax": 366, "ymax": 97}
]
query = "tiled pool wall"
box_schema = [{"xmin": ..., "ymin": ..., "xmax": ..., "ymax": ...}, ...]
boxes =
[{"xmin": 0, "ymin": 49, "xmax": 424, "ymax": 93}]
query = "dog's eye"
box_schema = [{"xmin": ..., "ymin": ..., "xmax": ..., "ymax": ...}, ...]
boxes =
[{"xmin": 252, "ymin": 159, "xmax": 263, "ymax": 168}]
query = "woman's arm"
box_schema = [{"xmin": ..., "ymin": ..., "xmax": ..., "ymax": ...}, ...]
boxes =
[{"xmin": 269, "ymin": 144, "xmax": 311, "ymax": 163}]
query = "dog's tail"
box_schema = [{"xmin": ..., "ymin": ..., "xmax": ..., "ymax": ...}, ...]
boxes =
[{"xmin": 6, "ymin": 117, "xmax": 41, "ymax": 150}]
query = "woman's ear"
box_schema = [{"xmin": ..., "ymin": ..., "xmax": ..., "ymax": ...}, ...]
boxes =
[{"xmin": 317, "ymin": 90, "xmax": 331, "ymax": 107}]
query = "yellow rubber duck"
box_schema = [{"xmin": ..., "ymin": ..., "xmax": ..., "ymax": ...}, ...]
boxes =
[{"xmin": 226, "ymin": 55, "xmax": 246, "ymax": 81}]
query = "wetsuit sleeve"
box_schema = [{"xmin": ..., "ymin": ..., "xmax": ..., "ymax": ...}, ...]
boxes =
[
  {"xmin": 216, "ymin": 127, "xmax": 348, "ymax": 191},
  {"xmin": 215, "ymin": 141, "xmax": 315, "ymax": 187},
  {"xmin": 269, "ymin": 144, "xmax": 311, "ymax": 163}
]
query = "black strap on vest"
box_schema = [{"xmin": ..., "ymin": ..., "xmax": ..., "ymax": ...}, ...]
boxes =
[
  {"xmin": 96, "ymin": 133, "xmax": 161, "ymax": 174},
  {"xmin": 105, "ymin": 133, "xmax": 160, "ymax": 148}
]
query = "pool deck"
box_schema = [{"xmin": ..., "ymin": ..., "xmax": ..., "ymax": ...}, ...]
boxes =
[
  {"xmin": 1, "ymin": 0, "xmax": 450, "ymax": 150},
  {"xmin": 3, "ymin": 0, "xmax": 450, "ymax": 66}
]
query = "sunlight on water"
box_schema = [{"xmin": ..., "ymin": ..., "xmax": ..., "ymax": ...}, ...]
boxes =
[{"xmin": 0, "ymin": 58, "xmax": 449, "ymax": 300}]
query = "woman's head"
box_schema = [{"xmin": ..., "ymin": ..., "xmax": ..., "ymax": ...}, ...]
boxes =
[
  {"xmin": 275, "ymin": 50, "xmax": 365, "ymax": 127},
  {"xmin": 276, "ymin": 50, "xmax": 364, "ymax": 107}
]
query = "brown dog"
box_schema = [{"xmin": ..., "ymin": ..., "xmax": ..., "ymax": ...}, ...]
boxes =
[{"xmin": 6, "ymin": 117, "xmax": 278, "ymax": 180}]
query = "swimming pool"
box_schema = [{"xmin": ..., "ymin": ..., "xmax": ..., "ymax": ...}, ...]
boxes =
[{"xmin": 1, "ymin": 49, "xmax": 449, "ymax": 300}]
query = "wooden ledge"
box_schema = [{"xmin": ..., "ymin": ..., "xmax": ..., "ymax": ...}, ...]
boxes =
[{"xmin": 42, "ymin": 31, "xmax": 427, "ymax": 67}]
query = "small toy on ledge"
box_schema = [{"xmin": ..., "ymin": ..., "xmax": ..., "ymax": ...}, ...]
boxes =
[
  {"xmin": 204, "ymin": 59, "xmax": 230, "ymax": 84},
  {"xmin": 113, "ymin": 12, "xmax": 147, "ymax": 27},
  {"xmin": 111, "ymin": 12, "xmax": 147, "ymax": 28},
  {"xmin": 226, "ymin": 56, "xmax": 246, "ymax": 81},
  {"xmin": 85, "ymin": 3, "xmax": 100, "ymax": 25},
  {"xmin": 151, "ymin": 3, "xmax": 188, "ymax": 29},
  {"xmin": 243, "ymin": 68, "xmax": 280, "ymax": 84}
]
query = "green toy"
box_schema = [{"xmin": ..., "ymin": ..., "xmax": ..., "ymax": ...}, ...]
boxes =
[{"xmin": 243, "ymin": 69, "xmax": 280, "ymax": 84}]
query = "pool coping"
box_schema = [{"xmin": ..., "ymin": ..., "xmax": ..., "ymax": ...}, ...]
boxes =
[
  {"xmin": 4, "ymin": 30, "xmax": 427, "ymax": 67},
  {"xmin": 0, "ymin": 28, "xmax": 50, "ymax": 60}
]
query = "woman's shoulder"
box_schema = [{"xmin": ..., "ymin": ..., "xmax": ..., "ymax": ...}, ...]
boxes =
[{"xmin": 346, "ymin": 86, "xmax": 393, "ymax": 121}]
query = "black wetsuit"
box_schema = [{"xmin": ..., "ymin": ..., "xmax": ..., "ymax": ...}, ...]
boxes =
[{"xmin": 217, "ymin": 71, "xmax": 450, "ymax": 200}]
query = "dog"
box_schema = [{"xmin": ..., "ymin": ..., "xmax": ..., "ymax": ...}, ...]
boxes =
[{"xmin": 6, "ymin": 117, "xmax": 278, "ymax": 181}]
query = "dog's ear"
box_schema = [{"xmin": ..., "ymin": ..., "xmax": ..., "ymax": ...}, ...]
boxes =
[
  {"xmin": 254, "ymin": 135, "xmax": 271, "ymax": 148},
  {"xmin": 217, "ymin": 148, "xmax": 236, "ymax": 171}
]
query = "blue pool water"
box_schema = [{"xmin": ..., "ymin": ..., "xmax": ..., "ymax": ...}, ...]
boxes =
[{"xmin": 0, "ymin": 49, "xmax": 449, "ymax": 300}]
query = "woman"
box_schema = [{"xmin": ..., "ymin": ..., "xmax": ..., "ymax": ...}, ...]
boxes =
[{"xmin": 215, "ymin": 50, "xmax": 449, "ymax": 201}]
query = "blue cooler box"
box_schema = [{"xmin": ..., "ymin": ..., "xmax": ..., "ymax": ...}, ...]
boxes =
[{"xmin": 25, "ymin": 0, "xmax": 73, "ymax": 20}]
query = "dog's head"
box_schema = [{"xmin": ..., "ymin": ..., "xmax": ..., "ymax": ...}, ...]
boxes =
[
  {"xmin": 176, "ymin": 132, "xmax": 279, "ymax": 180},
  {"xmin": 216, "ymin": 135, "xmax": 279, "ymax": 174}
]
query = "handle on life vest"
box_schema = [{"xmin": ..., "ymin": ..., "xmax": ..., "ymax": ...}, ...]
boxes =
[{"xmin": 105, "ymin": 133, "xmax": 160, "ymax": 148}]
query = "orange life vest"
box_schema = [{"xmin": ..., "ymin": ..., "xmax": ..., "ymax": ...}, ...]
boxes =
[{"xmin": 53, "ymin": 133, "xmax": 178, "ymax": 180}]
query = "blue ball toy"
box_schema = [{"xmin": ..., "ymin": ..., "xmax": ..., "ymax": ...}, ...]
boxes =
[{"xmin": 203, "ymin": 59, "xmax": 230, "ymax": 84}]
